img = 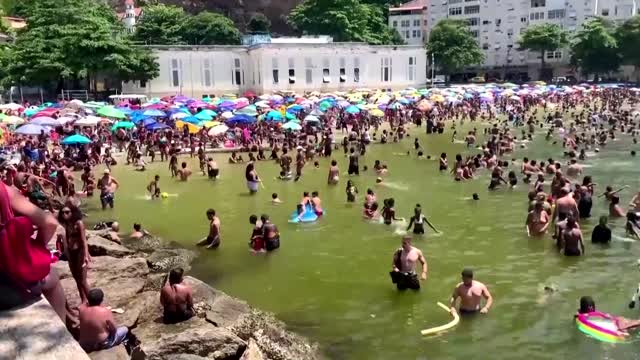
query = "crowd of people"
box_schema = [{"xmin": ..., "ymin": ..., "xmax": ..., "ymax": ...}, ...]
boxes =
[{"xmin": 3, "ymin": 84, "xmax": 640, "ymax": 354}]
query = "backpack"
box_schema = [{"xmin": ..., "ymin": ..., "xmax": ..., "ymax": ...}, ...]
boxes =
[{"xmin": 0, "ymin": 182, "xmax": 51, "ymax": 288}]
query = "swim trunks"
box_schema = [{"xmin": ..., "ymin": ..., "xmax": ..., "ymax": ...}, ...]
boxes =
[
  {"xmin": 459, "ymin": 308, "xmax": 479, "ymax": 315},
  {"xmin": 208, "ymin": 168, "xmax": 219, "ymax": 179},
  {"xmin": 564, "ymin": 248, "xmax": 581, "ymax": 256},
  {"xmin": 206, "ymin": 235, "xmax": 220, "ymax": 249},
  {"xmin": 389, "ymin": 271, "xmax": 420, "ymax": 290},
  {"xmin": 265, "ymin": 236, "xmax": 280, "ymax": 251},
  {"xmin": 163, "ymin": 307, "xmax": 195, "ymax": 324}
]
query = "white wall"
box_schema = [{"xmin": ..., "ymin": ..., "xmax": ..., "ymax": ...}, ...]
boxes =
[{"xmin": 123, "ymin": 44, "xmax": 427, "ymax": 98}]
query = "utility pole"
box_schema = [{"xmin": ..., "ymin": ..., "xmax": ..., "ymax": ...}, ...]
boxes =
[{"xmin": 431, "ymin": 52, "xmax": 435, "ymax": 87}]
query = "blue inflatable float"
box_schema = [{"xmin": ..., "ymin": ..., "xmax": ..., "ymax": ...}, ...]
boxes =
[{"xmin": 289, "ymin": 203, "xmax": 321, "ymax": 223}]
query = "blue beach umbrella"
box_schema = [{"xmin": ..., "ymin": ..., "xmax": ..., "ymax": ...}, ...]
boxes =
[
  {"xmin": 142, "ymin": 118, "xmax": 157, "ymax": 127},
  {"xmin": 194, "ymin": 111, "xmax": 213, "ymax": 121},
  {"xmin": 147, "ymin": 123, "xmax": 170, "ymax": 131},
  {"xmin": 265, "ymin": 110, "xmax": 284, "ymax": 121},
  {"xmin": 61, "ymin": 134, "xmax": 91, "ymax": 145},
  {"xmin": 227, "ymin": 114, "xmax": 256, "ymax": 124},
  {"xmin": 143, "ymin": 109, "xmax": 166, "ymax": 117},
  {"xmin": 182, "ymin": 116, "xmax": 202, "ymax": 125},
  {"xmin": 345, "ymin": 105, "xmax": 360, "ymax": 114}
]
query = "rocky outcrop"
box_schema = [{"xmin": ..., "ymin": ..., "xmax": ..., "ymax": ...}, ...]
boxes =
[
  {"xmin": 89, "ymin": 345, "xmax": 129, "ymax": 360},
  {"xmin": 59, "ymin": 230, "xmax": 319, "ymax": 360},
  {"xmin": 88, "ymin": 234, "xmax": 135, "ymax": 257}
]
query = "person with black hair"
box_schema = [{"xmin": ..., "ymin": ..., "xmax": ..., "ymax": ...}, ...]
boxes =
[
  {"xmin": 406, "ymin": 204, "xmax": 439, "ymax": 235},
  {"xmin": 79, "ymin": 288, "xmax": 134, "ymax": 352},
  {"xmin": 450, "ymin": 268, "xmax": 493, "ymax": 315},
  {"xmin": 390, "ymin": 236, "xmax": 427, "ymax": 290},
  {"xmin": 59, "ymin": 204, "xmax": 90, "ymax": 303},
  {"xmin": 160, "ymin": 268, "xmax": 194, "ymax": 324}
]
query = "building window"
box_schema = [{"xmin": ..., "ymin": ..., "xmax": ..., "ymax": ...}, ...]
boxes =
[
  {"xmin": 464, "ymin": 5, "xmax": 480, "ymax": 14},
  {"xmin": 413, "ymin": 19, "xmax": 420, "ymax": 26},
  {"xmin": 401, "ymin": 20, "xmax": 410, "ymax": 27},
  {"xmin": 381, "ymin": 57, "xmax": 392, "ymax": 82},
  {"xmin": 545, "ymin": 50, "xmax": 562, "ymax": 59},
  {"xmin": 340, "ymin": 68, "xmax": 346, "ymax": 83},
  {"xmin": 530, "ymin": 12, "xmax": 544, "ymax": 20},
  {"xmin": 233, "ymin": 58, "xmax": 242, "ymax": 86},
  {"xmin": 449, "ymin": 7, "xmax": 462, "ymax": 15},
  {"xmin": 531, "ymin": 0, "xmax": 545, "ymax": 7},
  {"xmin": 601, "ymin": 8, "xmax": 609, "ymax": 16},
  {"xmin": 272, "ymin": 58, "xmax": 279, "ymax": 84},
  {"xmin": 393, "ymin": 20, "xmax": 398, "ymax": 27},
  {"xmin": 507, "ymin": 28, "xmax": 514, "ymax": 36},
  {"xmin": 202, "ymin": 58, "xmax": 212, "ymax": 88},
  {"xmin": 482, "ymin": 43, "xmax": 489, "ymax": 50},
  {"xmin": 520, "ymin": 16, "xmax": 527, "ymax": 22},
  {"xmin": 495, "ymin": 18, "xmax": 501, "ymax": 26},
  {"xmin": 482, "ymin": 20, "xmax": 491, "ymax": 25},
  {"xmin": 170, "ymin": 58, "xmax": 181, "ymax": 88},
  {"xmin": 354, "ymin": 58, "xmax": 360, "ymax": 83},
  {"xmin": 408, "ymin": 56, "xmax": 416, "ymax": 81},
  {"xmin": 305, "ymin": 57, "xmax": 313, "ymax": 84},
  {"xmin": 449, "ymin": 0, "xmax": 462, "ymax": 3},
  {"xmin": 139, "ymin": 80, "xmax": 146, "ymax": 88},
  {"xmin": 548, "ymin": 9, "xmax": 565, "ymax": 19},
  {"xmin": 470, "ymin": 30, "xmax": 479, "ymax": 37},
  {"xmin": 288, "ymin": 69, "xmax": 296, "ymax": 84},
  {"xmin": 468, "ymin": 17, "xmax": 480, "ymax": 26},
  {"xmin": 323, "ymin": 68, "xmax": 330, "ymax": 83}
]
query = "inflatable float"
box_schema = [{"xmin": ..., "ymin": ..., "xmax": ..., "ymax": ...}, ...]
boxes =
[
  {"xmin": 421, "ymin": 302, "xmax": 460, "ymax": 336},
  {"xmin": 289, "ymin": 204, "xmax": 322, "ymax": 224},
  {"xmin": 576, "ymin": 313, "xmax": 626, "ymax": 343}
]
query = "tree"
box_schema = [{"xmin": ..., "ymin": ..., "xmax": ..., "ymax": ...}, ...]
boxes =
[
  {"xmin": 289, "ymin": 0, "xmax": 401, "ymax": 45},
  {"xmin": 182, "ymin": 11, "xmax": 241, "ymax": 45},
  {"xmin": 616, "ymin": 16, "xmax": 640, "ymax": 79},
  {"xmin": 247, "ymin": 13, "xmax": 271, "ymax": 34},
  {"xmin": 2, "ymin": 0, "xmax": 158, "ymax": 90},
  {"xmin": 518, "ymin": 23, "xmax": 568, "ymax": 80},
  {"xmin": 571, "ymin": 18, "xmax": 621, "ymax": 79},
  {"xmin": 426, "ymin": 19, "xmax": 484, "ymax": 75},
  {"xmin": 134, "ymin": 4, "xmax": 186, "ymax": 45}
]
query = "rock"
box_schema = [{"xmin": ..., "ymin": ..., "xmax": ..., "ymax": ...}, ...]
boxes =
[
  {"xmin": 239, "ymin": 339, "xmax": 264, "ymax": 360},
  {"xmin": 184, "ymin": 276, "xmax": 250, "ymax": 328},
  {"xmin": 146, "ymin": 248, "xmax": 196, "ymax": 273},
  {"xmin": 122, "ymin": 236, "xmax": 163, "ymax": 253},
  {"xmin": 89, "ymin": 345, "xmax": 128, "ymax": 360},
  {"xmin": 88, "ymin": 235, "xmax": 135, "ymax": 257},
  {"xmin": 142, "ymin": 273, "xmax": 168, "ymax": 293},
  {"xmin": 131, "ymin": 318, "xmax": 246, "ymax": 360},
  {"xmin": 113, "ymin": 291, "xmax": 161, "ymax": 328}
]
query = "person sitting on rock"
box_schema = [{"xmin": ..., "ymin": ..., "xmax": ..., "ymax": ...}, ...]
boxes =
[
  {"xmin": 160, "ymin": 268, "xmax": 194, "ymax": 324},
  {"xmin": 79, "ymin": 288, "xmax": 136, "ymax": 352}
]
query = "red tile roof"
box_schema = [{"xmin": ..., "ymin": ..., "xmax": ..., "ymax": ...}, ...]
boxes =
[{"xmin": 116, "ymin": 7, "xmax": 142, "ymax": 20}]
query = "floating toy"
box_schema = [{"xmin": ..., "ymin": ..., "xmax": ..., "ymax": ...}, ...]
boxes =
[
  {"xmin": 161, "ymin": 192, "xmax": 169, "ymax": 199},
  {"xmin": 575, "ymin": 313, "xmax": 626, "ymax": 343},
  {"xmin": 289, "ymin": 204, "xmax": 320, "ymax": 223},
  {"xmin": 421, "ymin": 302, "xmax": 460, "ymax": 335}
]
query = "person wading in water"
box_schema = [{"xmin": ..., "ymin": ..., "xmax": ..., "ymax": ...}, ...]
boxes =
[{"xmin": 390, "ymin": 236, "xmax": 428, "ymax": 290}]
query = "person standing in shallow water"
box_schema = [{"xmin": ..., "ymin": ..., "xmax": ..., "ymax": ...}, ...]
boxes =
[
  {"xmin": 196, "ymin": 209, "xmax": 220, "ymax": 249},
  {"xmin": 450, "ymin": 268, "xmax": 493, "ymax": 315},
  {"xmin": 390, "ymin": 236, "xmax": 427, "ymax": 290},
  {"xmin": 406, "ymin": 204, "xmax": 439, "ymax": 235}
]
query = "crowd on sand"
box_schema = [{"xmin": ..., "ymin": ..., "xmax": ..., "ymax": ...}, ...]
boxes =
[{"xmin": 3, "ymin": 86, "xmax": 640, "ymax": 355}]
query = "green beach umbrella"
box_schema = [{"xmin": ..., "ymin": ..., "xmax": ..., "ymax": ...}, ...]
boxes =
[
  {"xmin": 111, "ymin": 121, "xmax": 135, "ymax": 131},
  {"xmin": 97, "ymin": 106, "xmax": 127, "ymax": 119}
]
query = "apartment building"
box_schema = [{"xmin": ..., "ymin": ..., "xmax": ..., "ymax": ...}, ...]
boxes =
[
  {"xmin": 427, "ymin": 0, "xmax": 639, "ymax": 81},
  {"xmin": 389, "ymin": 0, "xmax": 429, "ymax": 45}
]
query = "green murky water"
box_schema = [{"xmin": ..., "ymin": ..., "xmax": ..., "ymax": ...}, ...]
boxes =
[{"xmin": 84, "ymin": 122, "xmax": 640, "ymax": 360}]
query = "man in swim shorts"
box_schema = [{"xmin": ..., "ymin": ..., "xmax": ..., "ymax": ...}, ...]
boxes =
[
  {"xmin": 450, "ymin": 268, "xmax": 493, "ymax": 315},
  {"xmin": 98, "ymin": 169, "xmax": 119, "ymax": 210},
  {"xmin": 311, "ymin": 191, "xmax": 323, "ymax": 216},
  {"xmin": 390, "ymin": 236, "xmax": 427, "ymax": 290},
  {"xmin": 197, "ymin": 209, "xmax": 220, "ymax": 249},
  {"xmin": 207, "ymin": 157, "xmax": 219, "ymax": 180}
]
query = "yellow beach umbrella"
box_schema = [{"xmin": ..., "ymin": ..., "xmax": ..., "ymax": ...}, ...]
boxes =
[
  {"xmin": 370, "ymin": 109, "xmax": 384, "ymax": 117},
  {"xmin": 175, "ymin": 120, "xmax": 201, "ymax": 134},
  {"xmin": 201, "ymin": 121, "xmax": 221, "ymax": 128},
  {"xmin": 2, "ymin": 116, "xmax": 25, "ymax": 125}
]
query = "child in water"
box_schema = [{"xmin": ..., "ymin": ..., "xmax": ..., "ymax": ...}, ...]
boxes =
[
  {"xmin": 346, "ymin": 180, "xmax": 358, "ymax": 203},
  {"xmin": 271, "ymin": 193, "xmax": 282, "ymax": 204},
  {"xmin": 147, "ymin": 175, "xmax": 161, "ymax": 199},
  {"xmin": 577, "ymin": 296, "xmax": 640, "ymax": 334},
  {"xmin": 248, "ymin": 215, "xmax": 265, "ymax": 253}
]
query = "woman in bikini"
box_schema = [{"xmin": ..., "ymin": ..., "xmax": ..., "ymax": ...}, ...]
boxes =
[
  {"xmin": 526, "ymin": 201, "xmax": 550, "ymax": 236},
  {"xmin": 58, "ymin": 204, "xmax": 91, "ymax": 303}
]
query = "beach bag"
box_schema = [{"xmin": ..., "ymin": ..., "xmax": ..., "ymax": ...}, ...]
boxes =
[{"xmin": 0, "ymin": 182, "xmax": 51, "ymax": 289}]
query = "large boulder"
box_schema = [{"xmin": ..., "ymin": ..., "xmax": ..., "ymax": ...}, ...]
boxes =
[
  {"xmin": 131, "ymin": 318, "xmax": 246, "ymax": 360},
  {"xmin": 184, "ymin": 276, "xmax": 250, "ymax": 328},
  {"xmin": 89, "ymin": 345, "xmax": 128, "ymax": 360},
  {"xmin": 239, "ymin": 339, "xmax": 264, "ymax": 360},
  {"xmin": 122, "ymin": 236, "xmax": 163, "ymax": 253},
  {"xmin": 88, "ymin": 234, "xmax": 134, "ymax": 257},
  {"xmin": 113, "ymin": 291, "xmax": 161, "ymax": 328},
  {"xmin": 146, "ymin": 248, "xmax": 196, "ymax": 273}
]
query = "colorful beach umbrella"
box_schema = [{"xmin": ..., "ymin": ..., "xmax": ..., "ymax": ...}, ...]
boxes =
[
  {"xmin": 345, "ymin": 105, "xmax": 360, "ymax": 114},
  {"xmin": 61, "ymin": 134, "xmax": 91, "ymax": 145},
  {"xmin": 111, "ymin": 121, "xmax": 135, "ymax": 131},
  {"xmin": 175, "ymin": 120, "xmax": 201, "ymax": 134},
  {"xmin": 142, "ymin": 109, "xmax": 166, "ymax": 117},
  {"xmin": 97, "ymin": 106, "xmax": 126, "ymax": 119},
  {"xmin": 208, "ymin": 124, "xmax": 229, "ymax": 136},
  {"xmin": 15, "ymin": 123, "xmax": 47, "ymax": 135},
  {"xmin": 31, "ymin": 117, "xmax": 62, "ymax": 127}
]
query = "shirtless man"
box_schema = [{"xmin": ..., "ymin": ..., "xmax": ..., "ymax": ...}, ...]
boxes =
[
  {"xmin": 261, "ymin": 214, "xmax": 280, "ymax": 251},
  {"xmin": 526, "ymin": 201, "xmax": 550, "ymax": 236},
  {"xmin": 450, "ymin": 268, "xmax": 493, "ymax": 315},
  {"xmin": 294, "ymin": 147, "xmax": 305, "ymax": 181},
  {"xmin": 327, "ymin": 160, "xmax": 339, "ymax": 185},
  {"xmin": 206, "ymin": 157, "xmax": 219, "ymax": 180},
  {"xmin": 553, "ymin": 188, "xmax": 579, "ymax": 222},
  {"xmin": 177, "ymin": 162, "xmax": 192, "ymax": 181},
  {"xmin": 129, "ymin": 223, "xmax": 147, "ymax": 240},
  {"xmin": 566, "ymin": 159, "xmax": 583, "ymax": 178},
  {"xmin": 311, "ymin": 191, "xmax": 323, "ymax": 216},
  {"xmin": 197, "ymin": 209, "xmax": 220, "ymax": 249},
  {"xmin": 390, "ymin": 236, "xmax": 428, "ymax": 290},
  {"xmin": 561, "ymin": 216, "xmax": 584, "ymax": 256},
  {"xmin": 78, "ymin": 288, "xmax": 133, "ymax": 352},
  {"xmin": 609, "ymin": 195, "xmax": 626, "ymax": 217},
  {"xmin": 98, "ymin": 169, "xmax": 119, "ymax": 210},
  {"xmin": 160, "ymin": 268, "xmax": 194, "ymax": 324}
]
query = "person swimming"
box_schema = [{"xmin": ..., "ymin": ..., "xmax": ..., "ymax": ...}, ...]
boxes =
[
  {"xmin": 346, "ymin": 180, "xmax": 358, "ymax": 203},
  {"xmin": 382, "ymin": 198, "xmax": 402, "ymax": 225},
  {"xmin": 271, "ymin": 193, "xmax": 282, "ymax": 204},
  {"xmin": 577, "ymin": 296, "xmax": 640, "ymax": 334},
  {"xmin": 311, "ymin": 191, "xmax": 323, "ymax": 216},
  {"xmin": 406, "ymin": 204, "xmax": 439, "ymax": 235}
]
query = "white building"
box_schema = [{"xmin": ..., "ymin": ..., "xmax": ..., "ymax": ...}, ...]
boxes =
[
  {"xmin": 389, "ymin": 0, "xmax": 428, "ymax": 45},
  {"xmin": 426, "ymin": 0, "xmax": 640, "ymax": 81},
  {"xmin": 122, "ymin": 42, "xmax": 427, "ymax": 98},
  {"xmin": 117, "ymin": 0, "xmax": 142, "ymax": 34}
]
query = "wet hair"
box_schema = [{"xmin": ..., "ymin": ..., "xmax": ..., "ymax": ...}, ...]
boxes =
[
  {"xmin": 314, "ymin": 161, "xmax": 319, "ymax": 167},
  {"xmin": 169, "ymin": 268, "xmax": 184, "ymax": 285},
  {"xmin": 441, "ymin": 152, "xmax": 447, "ymax": 159},
  {"xmin": 472, "ymin": 193, "xmax": 479, "ymax": 200},
  {"xmin": 367, "ymin": 188, "xmax": 373, "ymax": 195},
  {"xmin": 260, "ymin": 214, "xmax": 269, "ymax": 222},
  {"xmin": 632, "ymin": 150, "xmax": 637, "ymax": 156},
  {"xmin": 387, "ymin": 198, "xmax": 395, "ymax": 207},
  {"xmin": 303, "ymin": 191, "xmax": 309, "ymax": 197},
  {"xmin": 272, "ymin": 193, "xmax": 278, "ymax": 199},
  {"xmin": 206, "ymin": 208, "xmax": 216, "ymax": 216},
  {"xmin": 181, "ymin": 162, "xmax": 187, "ymax": 168},
  {"xmin": 363, "ymin": 166, "xmax": 368, "ymax": 171},
  {"xmin": 154, "ymin": 174, "xmax": 160, "ymax": 180},
  {"xmin": 461, "ymin": 268, "xmax": 474, "ymax": 278},
  {"xmin": 312, "ymin": 191, "xmax": 318, "ymax": 197},
  {"xmin": 331, "ymin": 160, "xmax": 337, "ymax": 166},
  {"xmin": 371, "ymin": 202, "xmax": 379, "ymax": 211},
  {"xmin": 417, "ymin": 150, "xmax": 423, "ymax": 157},
  {"xmin": 249, "ymin": 214, "xmax": 257, "ymax": 224},
  {"xmin": 133, "ymin": 223, "xmax": 141, "ymax": 231},
  {"xmin": 579, "ymin": 296, "xmax": 595, "ymax": 314},
  {"xmin": 87, "ymin": 288, "xmax": 104, "ymax": 306}
]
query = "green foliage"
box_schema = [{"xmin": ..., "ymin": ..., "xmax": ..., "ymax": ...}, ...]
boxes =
[
  {"xmin": 247, "ymin": 13, "xmax": 271, "ymax": 34},
  {"xmin": 570, "ymin": 18, "xmax": 621, "ymax": 76},
  {"xmin": 427, "ymin": 19, "xmax": 483, "ymax": 74},
  {"xmin": 2, "ymin": 0, "xmax": 158, "ymax": 87},
  {"xmin": 133, "ymin": 4, "xmax": 186, "ymax": 45},
  {"xmin": 289, "ymin": 0, "xmax": 402, "ymax": 45},
  {"xmin": 616, "ymin": 16, "xmax": 640, "ymax": 67},
  {"xmin": 182, "ymin": 11, "xmax": 241, "ymax": 45},
  {"xmin": 518, "ymin": 23, "xmax": 568, "ymax": 74}
]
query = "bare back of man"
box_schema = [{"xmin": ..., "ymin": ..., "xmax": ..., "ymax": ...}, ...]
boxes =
[{"xmin": 78, "ymin": 304, "xmax": 113, "ymax": 350}]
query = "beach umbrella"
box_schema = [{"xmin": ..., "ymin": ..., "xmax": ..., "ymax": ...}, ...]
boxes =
[
  {"xmin": 175, "ymin": 120, "xmax": 201, "ymax": 134},
  {"xmin": 265, "ymin": 110, "xmax": 284, "ymax": 122},
  {"xmin": 201, "ymin": 121, "xmax": 220, "ymax": 128},
  {"xmin": 309, "ymin": 109, "xmax": 324, "ymax": 116},
  {"xmin": 23, "ymin": 108, "xmax": 40, "ymax": 117},
  {"xmin": 509, "ymin": 95, "xmax": 521, "ymax": 101},
  {"xmin": 287, "ymin": 104, "xmax": 304, "ymax": 112},
  {"xmin": 147, "ymin": 123, "xmax": 171, "ymax": 131},
  {"xmin": 345, "ymin": 105, "xmax": 360, "ymax": 114},
  {"xmin": 255, "ymin": 101, "xmax": 271, "ymax": 108},
  {"xmin": 199, "ymin": 109, "xmax": 218, "ymax": 116},
  {"xmin": 30, "ymin": 116, "xmax": 62, "ymax": 127},
  {"xmin": 208, "ymin": 124, "xmax": 229, "ymax": 136},
  {"xmin": 227, "ymin": 114, "xmax": 256, "ymax": 124},
  {"xmin": 15, "ymin": 123, "xmax": 48, "ymax": 135},
  {"xmin": 304, "ymin": 115, "xmax": 320, "ymax": 123},
  {"xmin": 282, "ymin": 122, "xmax": 302, "ymax": 131},
  {"xmin": 182, "ymin": 116, "xmax": 202, "ymax": 125},
  {"xmin": 171, "ymin": 112, "xmax": 189, "ymax": 120},
  {"xmin": 236, "ymin": 105, "xmax": 257, "ymax": 116},
  {"xmin": 388, "ymin": 102, "xmax": 403, "ymax": 109},
  {"xmin": 370, "ymin": 109, "xmax": 385, "ymax": 117},
  {"xmin": 142, "ymin": 118, "xmax": 157, "ymax": 127},
  {"xmin": 116, "ymin": 107, "xmax": 135, "ymax": 115},
  {"xmin": 194, "ymin": 111, "xmax": 213, "ymax": 121},
  {"xmin": 74, "ymin": 116, "xmax": 101, "ymax": 126},
  {"xmin": 111, "ymin": 121, "xmax": 135, "ymax": 131},
  {"xmin": 221, "ymin": 111, "xmax": 234, "ymax": 119},
  {"xmin": 2, "ymin": 116, "xmax": 25, "ymax": 125},
  {"xmin": 142, "ymin": 109, "xmax": 166, "ymax": 117},
  {"xmin": 285, "ymin": 112, "xmax": 296, "ymax": 121},
  {"xmin": 61, "ymin": 134, "xmax": 91, "ymax": 145},
  {"xmin": 97, "ymin": 106, "xmax": 126, "ymax": 119},
  {"xmin": 0, "ymin": 103, "xmax": 23, "ymax": 111}
]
